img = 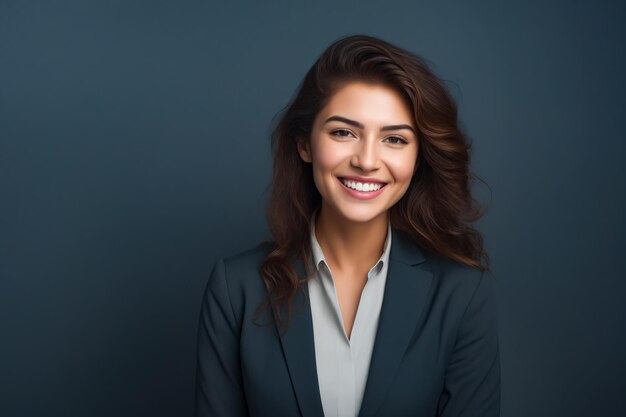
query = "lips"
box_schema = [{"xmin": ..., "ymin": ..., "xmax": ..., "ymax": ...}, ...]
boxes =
[{"xmin": 338, "ymin": 177, "xmax": 388, "ymax": 193}]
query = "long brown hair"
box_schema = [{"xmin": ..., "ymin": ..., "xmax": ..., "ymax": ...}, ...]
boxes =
[{"xmin": 259, "ymin": 34, "xmax": 488, "ymax": 332}]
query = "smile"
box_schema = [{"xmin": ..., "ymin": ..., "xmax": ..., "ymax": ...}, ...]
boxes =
[{"xmin": 340, "ymin": 178, "xmax": 385, "ymax": 192}]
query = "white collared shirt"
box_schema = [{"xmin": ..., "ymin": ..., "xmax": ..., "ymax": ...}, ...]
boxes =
[{"xmin": 307, "ymin": 212, "xmax": 392, "ymax": 417}]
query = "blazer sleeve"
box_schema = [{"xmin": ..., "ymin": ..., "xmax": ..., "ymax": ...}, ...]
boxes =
[
  {"xmin": 437, "ymin": 271, "xmax": 501, "ymax": 417},
  {"xmin": 194, "ymin": 259, "xmax": 250, "ymax": 417}
]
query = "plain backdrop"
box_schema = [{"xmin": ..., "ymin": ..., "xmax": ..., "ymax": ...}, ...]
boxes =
[{"xmin": 1, "ymin": 1, "xmax": 625, "ymax": 416}]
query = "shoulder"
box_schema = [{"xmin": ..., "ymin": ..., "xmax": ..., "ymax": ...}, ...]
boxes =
[
  {"xmin": 203, "ymin": 242, "xmax": 274, "ymax": 320},
  {"xmin": 423, "ymin": 249, "xmax": 484, "ymax": 284},
  {"xmin": 392, "ymin": 229, "xmax": 485, "ymax": 295},
  {"xmin": 392, "ymin": 230, "xmax": 490, "ymax": 311},
  {"xmin": 424, "ymin": 249, "xmax": 497, "ymax": 334},
  {"xmin": 220, "ymin": 242, "xmax": 273, "ymax": 275},
  {"xmin": 431, "ymin": 247, "xmax": 487, "ymax": 287},
  {"xmin": 209, "ymin": 242, "xmax": 275, "ymax": 297}
]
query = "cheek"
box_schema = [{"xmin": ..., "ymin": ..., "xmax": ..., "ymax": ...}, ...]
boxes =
[
  {"xmin": 389, "ymin": 153, "xmax": 417, "ymax": 184},
  {"xmin": 311, "ymin": 141, "xmax": 346, "ymax": 174},
  {"xmin": 309, "ymin": 147, "xmax": 337, "ymax": 194}
]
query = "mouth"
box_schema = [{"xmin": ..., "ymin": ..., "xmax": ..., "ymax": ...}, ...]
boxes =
[{"xmin": 338, "ymin": 177, "xmax": 388, "ymax": 192}]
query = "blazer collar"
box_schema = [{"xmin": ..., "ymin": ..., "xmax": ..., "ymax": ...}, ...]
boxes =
[{"xmin": 273, "ymin": 228, "xmax": 434, "ymax": 417}]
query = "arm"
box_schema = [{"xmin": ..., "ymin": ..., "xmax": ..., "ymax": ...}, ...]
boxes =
[
  {"xmin": 194, "ymin": 259, "xmax": 250, "ymax": 417},
  {"xmin": 437, "ymin": 271, "xmax": 501, "ymax": 417}
]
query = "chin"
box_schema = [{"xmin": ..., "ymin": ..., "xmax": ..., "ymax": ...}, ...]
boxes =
[{"xmin": 334, "ymin": 205, "xmax": 388, "ymax": 224}]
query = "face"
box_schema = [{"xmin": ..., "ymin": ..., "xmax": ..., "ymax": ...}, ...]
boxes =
[{"xmin": 297, "ymin": 81, "xmax": 418, "ymax": 225}]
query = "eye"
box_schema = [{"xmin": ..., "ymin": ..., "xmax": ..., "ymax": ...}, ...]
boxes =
[
  {"xmin": 330, "ymin": 129, "xmax": 355, "ymax": 138},
  {"xmin": 384, "ymin": 136, "xmax": 408, "ymax": 145}
]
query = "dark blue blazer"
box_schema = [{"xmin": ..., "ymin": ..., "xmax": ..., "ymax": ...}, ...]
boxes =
[{"xmin": 194, "ymin": 229, "xmax": 500, "ymax": 417}]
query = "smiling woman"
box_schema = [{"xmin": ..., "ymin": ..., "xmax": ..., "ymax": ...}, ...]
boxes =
[
  {"xmin": 195, "ymin": 34, "xmax": 500, "ymax": 417},
  {"xmin": 298, "ymin": 82, "xmax": 418, "ymax": 226}
]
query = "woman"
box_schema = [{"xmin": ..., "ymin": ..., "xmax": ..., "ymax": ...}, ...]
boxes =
[{"xmin": 195, "ymin": 34, "xmax": 500, "ymax": 417}]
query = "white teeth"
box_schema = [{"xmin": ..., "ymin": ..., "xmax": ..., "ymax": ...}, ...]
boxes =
[{"xmin": 341, "ymin": 179, "xmax": 383, "ymax": 192}]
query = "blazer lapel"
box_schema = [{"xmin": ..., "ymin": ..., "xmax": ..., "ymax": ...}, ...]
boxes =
[
  {"xmin": 358, "ymin": 229, "xmax": 434, "ymax": 417},
  {"xmin": 273, "ymin": 258, "xmax": 325, "ymax": 417}
]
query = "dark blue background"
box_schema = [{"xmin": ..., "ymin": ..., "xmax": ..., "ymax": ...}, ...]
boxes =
[{"xmin": 2, "ymin": 1, "xmax": 625, "ymax": 416}]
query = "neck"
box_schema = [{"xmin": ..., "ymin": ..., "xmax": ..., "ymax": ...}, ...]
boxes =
[{"xmin": 314, "ymin": 204, "xmax": 389, "ymax": 275}]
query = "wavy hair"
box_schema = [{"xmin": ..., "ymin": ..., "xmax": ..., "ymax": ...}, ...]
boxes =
[{"xmin": 258, "ymin": 34, "xmax": 488, "ymax": 332}]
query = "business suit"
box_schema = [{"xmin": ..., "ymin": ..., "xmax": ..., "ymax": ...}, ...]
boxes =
[{"xmin": 194, "ymin": 228, "xmax": 500, "ymax": 417}]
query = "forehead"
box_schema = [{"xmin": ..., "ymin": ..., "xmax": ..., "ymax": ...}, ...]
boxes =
[{"xmin": 317, "ymin": 81, "xmax": 414, "ymax": 126}]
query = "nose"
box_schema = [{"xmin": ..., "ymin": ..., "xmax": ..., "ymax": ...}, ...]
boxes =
[{"xmin": 350, "ymin": 137, "xmax": 380, "ymax": 172}]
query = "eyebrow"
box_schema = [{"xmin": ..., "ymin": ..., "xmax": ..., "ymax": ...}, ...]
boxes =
[{"xmin": 324, "ymin": 115, "xmax": 416, "ymax": 135}]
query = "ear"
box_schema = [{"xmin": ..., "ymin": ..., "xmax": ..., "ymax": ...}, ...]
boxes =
[{"xmin": 296, "ymin": 136, "xmax": 312, "ymax": 163}]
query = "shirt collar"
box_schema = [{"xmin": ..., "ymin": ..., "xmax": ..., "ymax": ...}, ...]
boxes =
[{"xmin": 309, "ymin": 209, "xmax": 392, "ymax": 276}]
